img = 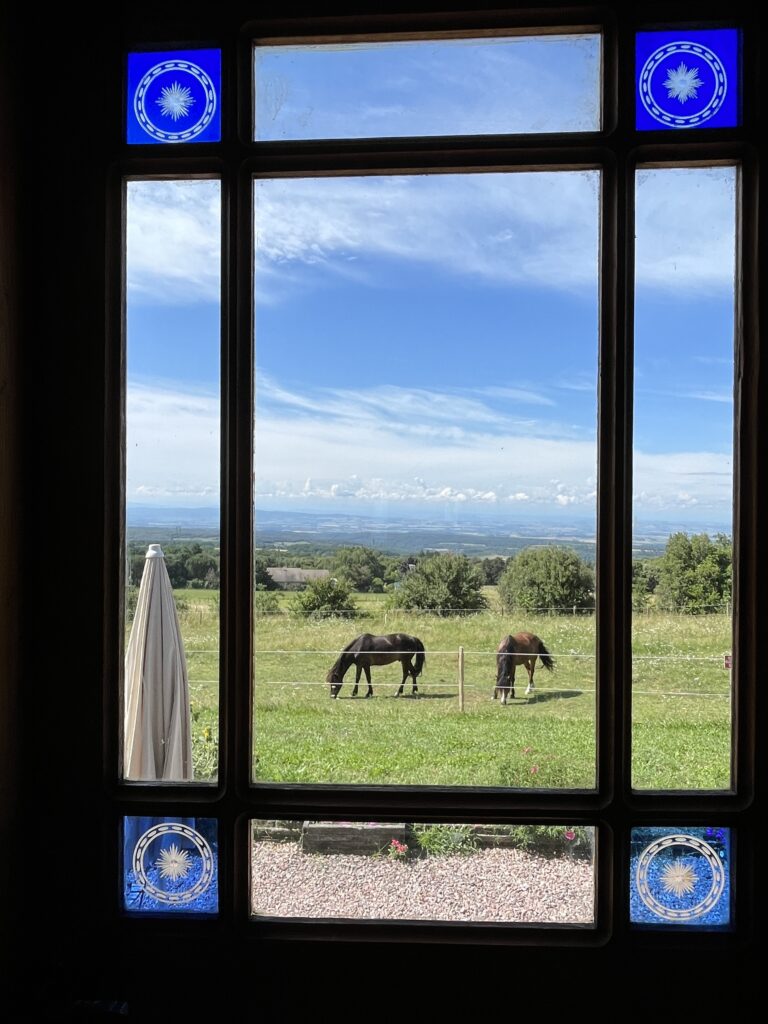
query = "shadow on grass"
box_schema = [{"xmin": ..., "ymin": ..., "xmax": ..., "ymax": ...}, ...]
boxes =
[
  {"xmin": 335, "ymin": 692, "xmax": 456, "ymax": 700},
  {"xmin": 519, "ymin": 689, "xmax": 584, "ymax": 705},
  {"xmin": 390, "ymin": 691, "xmax": 456, "ymax": 700}
]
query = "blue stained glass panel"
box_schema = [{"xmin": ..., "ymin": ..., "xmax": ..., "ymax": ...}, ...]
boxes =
[
  {"xmin": 123, "ymin": 816, "xmax": 219, "ymax": 914},
  {"xmin": 636, "ymin": 29, "xmax": 739, "ymax": 130},
  {"xmin": 630, "ymin": 827, "xmax": 732, "ymax": 928},
  {"xmin": 127, "ymin": 49, "xmax": 221, "ymax": 144}
]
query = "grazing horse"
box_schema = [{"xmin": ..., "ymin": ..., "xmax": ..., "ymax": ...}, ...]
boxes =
[
  {"xmin": 493, "ymin": 632, "xmax": 554, "ymax": 705},
  {"xmin": 326, "ymin": 633, "xmax": 426, "ymax": 698}
]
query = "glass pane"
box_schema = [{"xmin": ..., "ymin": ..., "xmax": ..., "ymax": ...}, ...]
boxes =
[
  {"xmin": 127, "ymin": 49, "xmax": 222, "ymax": 144},
  {"xmin": 630, "ymin": 827, "xmax": 731, "ymax": 928},
  {"xmin": 123, "ymin": 817, "xmax": 219, "ymax": 914},
  {"xmin": 252, "ymin": 820, "xmax": 595, "ymax": 923},
  {"xmin": 636, "ymin": 29, "xmax": 739, "ymax": 130},
  {"xmin": 254, "ymin": 34, "xmax": 601, "ymax": 140},
  {"xmin": 632, "ymin": 166, "xmax": 735, "ymax": 790},
  {"xmin": 124, "ymin": 180, "xmax": 221, "ymax": 782},
  {"xmin": 253, "ymin": 171, "xmax": 599, "ymax": 788}
]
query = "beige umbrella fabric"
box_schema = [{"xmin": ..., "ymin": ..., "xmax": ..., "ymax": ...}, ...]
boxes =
[{"xmin": 124, "ymin": 544, "xmax": 193, "ymax": 780}]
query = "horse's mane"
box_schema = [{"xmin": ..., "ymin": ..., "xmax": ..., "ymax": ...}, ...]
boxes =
[{"xmin": 328, "ymin": 633, "xmax": 369, "ymax": 673}]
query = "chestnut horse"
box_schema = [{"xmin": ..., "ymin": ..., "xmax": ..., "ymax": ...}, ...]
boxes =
[
  {"xmin": 493, "ymin": 632, "xmax": 554, "ymax": 704},
  {"xmin": 326, "ymin": 633, "xmax": 426, "ymax": 698}
]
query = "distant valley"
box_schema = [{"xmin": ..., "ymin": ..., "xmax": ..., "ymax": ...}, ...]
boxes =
[{"xmin": 123, "ymin": 504, "xmax": 732, "ymax": 560}]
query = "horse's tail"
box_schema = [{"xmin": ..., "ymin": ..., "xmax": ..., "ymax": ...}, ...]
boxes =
[
  {"xmin": 413, "ymin": 639, "xmax": 425, "ymax": 677},
  {"xmin": 538, "ymin": 640, "xmax": 555, "ymax": 672}
]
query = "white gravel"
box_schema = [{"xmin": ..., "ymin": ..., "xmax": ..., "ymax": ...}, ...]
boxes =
[{"xmin": 251, "ymin": 843, "xmax": 594, "ymax": 923}]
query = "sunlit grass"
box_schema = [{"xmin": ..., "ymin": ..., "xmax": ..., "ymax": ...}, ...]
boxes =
[{"xmin": 133, "ymin": 590, "xmax": 732, "ymax": 790}]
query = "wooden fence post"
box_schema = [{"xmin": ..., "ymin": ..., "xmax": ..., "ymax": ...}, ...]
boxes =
[{"xmin": 458, "ymin": 645, "xmax": 465, "ymax": 712}]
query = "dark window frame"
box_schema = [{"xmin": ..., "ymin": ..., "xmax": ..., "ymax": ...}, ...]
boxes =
[{"xmin": 104, "ymin": 3, "xmax": 761, "ymax": 952}]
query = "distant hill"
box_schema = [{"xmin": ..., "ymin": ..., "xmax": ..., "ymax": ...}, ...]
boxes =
[{"xmin": 126, "ymin": 504, "xmax": 729, "ymax": 559}]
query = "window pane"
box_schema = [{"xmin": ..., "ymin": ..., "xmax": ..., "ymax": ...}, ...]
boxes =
[
  {"xmin": 124, "ymin": 180, "xmax": 221, "ymax": 782},
  {"xmin": 632, "ymin": 166, "xmax": 735, "ymax": 790},
  {"xmin": 253, "ymin": 171, "xmax": 599, "ymax": 788},
  {"xmin": 636, "ymin": 29, "xmax": 739, "ymax": 130},
  {"xmin": 630, "ymin": 827, "xmax": 731, "ymax": 928},
  {"xmin": 254, "ymin": 34, "xmax": 601, "ymax": 140},
  {"xmin": 123, "ymin": 816, "xmax": 219, "ymax": 914},
  {"xmin": 127, "ymin": 49, "xmax": 222, "ymax": 144},
  {"xmin": 252, "ymin": 820, "xmax": 595, "ymax": 923}
]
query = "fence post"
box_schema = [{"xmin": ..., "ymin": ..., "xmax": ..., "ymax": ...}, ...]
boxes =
[{"xmin": 458, "ymin": 645, "xmax": 465, "ymax": 712}]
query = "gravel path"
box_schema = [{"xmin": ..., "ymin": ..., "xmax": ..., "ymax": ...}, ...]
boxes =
[{"xmin": 251, "ymin": 843, "xmax": 594, "ymax": 923}]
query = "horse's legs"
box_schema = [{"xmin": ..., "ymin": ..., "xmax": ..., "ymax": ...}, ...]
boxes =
[
  {"xmin": 395, "ymin": 660, "xmax": 407, "ymax": 697},
  {"xmin": 363, "ymin": 664, "xmax": 373, "ymax": 698},
  {"xmin": 497, "ymin": 654, "xmax": 512, "ymax": 704},
  {"xmin": 508, "ymin": 664, "xmax": 516, "ymax": 702},
  {"xmin": 410, "ymin": 656, "xmax": 419, "ymax": 695},
  {"xmin": 525, "ymin": 658, "xmax": 535, "ymax": 696},
  {"xmin": 351, "ymin": 664, "xmax": 362, "ymax": 697}
]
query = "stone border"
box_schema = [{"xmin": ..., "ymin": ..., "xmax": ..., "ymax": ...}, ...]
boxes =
[{"xmin": 252, "ymin": 821, "xmax": 593, "ymax": 861}]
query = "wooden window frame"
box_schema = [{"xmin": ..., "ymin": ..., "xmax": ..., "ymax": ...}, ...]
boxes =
[{"xmin": 104, "ymin": 2, "xmax": 760, "ymax": 955}]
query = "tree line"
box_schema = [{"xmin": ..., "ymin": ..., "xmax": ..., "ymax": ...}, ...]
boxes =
[{"xmin": 129, "ymin": 532, "xmax": 732, "ymax": 616}]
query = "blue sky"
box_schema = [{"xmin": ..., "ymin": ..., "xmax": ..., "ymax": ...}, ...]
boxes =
[
  {"xmin": 255, "ymin": 34, "xmax": 600, "ymax": 139},
  {"xmin": 125, "ymin": 43, "xmax": 735, "ymax": 536}
]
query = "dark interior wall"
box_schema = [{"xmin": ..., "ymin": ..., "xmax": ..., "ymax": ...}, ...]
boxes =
[
  {"xmin": 0, "ymin": 4, "xmax": 21, "ymax": 975},
  {"xmin": 3, "ymin": 4, "xmax": 763, "ymax": 1016}
]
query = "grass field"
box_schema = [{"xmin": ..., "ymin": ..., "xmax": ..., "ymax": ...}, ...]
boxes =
[{"xmin": 162, "ymin": 589, "xmax": 732, "ymax": 790}]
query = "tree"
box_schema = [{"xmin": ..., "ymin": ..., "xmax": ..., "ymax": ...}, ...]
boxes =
[
  {"xmin": 480, "ymin": 556, "xmax": 507, "ymax": 586},
  {"xmin": 186, "ymin": 550, "xmax": 219, "ymax": 588},
  {"xmin": 656, "ymin": 532, "xmax": 731, "ymax": 613},
  {"xmin": 254, "ymin": 556, "xmax": 277, "ymax": 590},
  {"xmin": 391, "ymin": 553, "xmax": 488, "ymax": 615},
  {"xmin": 498, "ymin": 546, "xmax": 594, "ymax": 613},
  {"xmin": 632, "ymin": 558, "xmax": 662, "ymax": 611},
  {"xmin": 290, "ymin": 577, "xmax": 358, "ymax": 617},
  {"xmin": 332, "ymin": 546, "xmax": 386, "ymax": 592}
]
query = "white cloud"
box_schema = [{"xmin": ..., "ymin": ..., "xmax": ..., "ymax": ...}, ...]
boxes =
[
  {"xmin": 479, "ymin": 386, "xmax": 555, "ymax": 406},
  {"xmin": 124, "ymin": 167, "xmax": 735, "ymax": 307},
  {"xmin": 635, "ymin": 167, "xmax": 735, "ymax": 294},
  {"xmin": 254, "ymin": 172, "xmax": 600, "ymax": 297},
  {"xmin": 126, "ymin": 381, "xmax": 219, "ymax": 503},
  {"xmin": 125, "ymin": 376, "xmax": 733, "ymax": 518},
  {"xmin": 126, "ymin": 181, "xmax": 221, "ymax": 303},
  {"xmin": 633, "ymin": 449, "xmax": 732, "ymax": 514}
]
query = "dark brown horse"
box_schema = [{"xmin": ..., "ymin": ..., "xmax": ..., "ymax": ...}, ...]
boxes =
[
  {"xmin": 493, "ymin": 632, "xmax": 554, "ymax": 704},
  {"xmin": 326, "ymin": 633, "xmax": 426, "ymax": 698}
]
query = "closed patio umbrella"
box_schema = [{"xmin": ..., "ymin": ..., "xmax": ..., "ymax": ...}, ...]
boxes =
[{"xmin": 124, "ymin": 543, "xmax": 193, "ymax": 780}]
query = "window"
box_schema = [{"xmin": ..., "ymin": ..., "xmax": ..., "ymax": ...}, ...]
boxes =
[{"xmin": 109, "ymin": 2, "xmax": 758, "ymax": 965}]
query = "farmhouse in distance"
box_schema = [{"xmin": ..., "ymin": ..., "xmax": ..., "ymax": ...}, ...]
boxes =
[{"xmin": 266, "ymin": 567, "xmax": 330, "ymax": 589}]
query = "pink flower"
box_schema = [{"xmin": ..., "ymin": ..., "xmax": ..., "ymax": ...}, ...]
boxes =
[
  {"xmin": 564, "ymin": 829, "xmax": 576, "ymax": 841},
  {"xmin": 530, "ymin": 765, "xmax": 540, "ymax": 775}
]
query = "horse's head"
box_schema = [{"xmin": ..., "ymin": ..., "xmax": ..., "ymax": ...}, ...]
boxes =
[{"xmin": 326, "ymin": 665, "xmax": 343, "ymax": 698}]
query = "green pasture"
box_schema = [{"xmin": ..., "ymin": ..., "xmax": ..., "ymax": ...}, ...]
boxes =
[{"xmin": 162, "ymin": 589, "xmax": 732, "ymax": 791}]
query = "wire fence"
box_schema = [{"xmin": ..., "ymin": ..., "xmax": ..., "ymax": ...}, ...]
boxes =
[{"xmin": 185, "ymin": 645, "xmax": 733, "ymax": 701}]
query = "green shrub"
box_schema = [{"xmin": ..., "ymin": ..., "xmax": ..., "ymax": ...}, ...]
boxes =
[
  {"xmin": 290, "ymin": 577, "xmax": 359, "ymax": 618},
  {"xmin": 254, "ymin": 586, "xmax": 280, "ymax": 614},
  {"xmin": 411, "ymin": 823, "xmax": 479, "ymax": 857}
]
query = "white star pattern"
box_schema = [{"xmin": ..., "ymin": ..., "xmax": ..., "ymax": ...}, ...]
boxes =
[
  {"xmin": 156, "ymin": 81, "xmax": 196, "ymax": 121},
  {"xmin": 155, "ymin": 843, "xmax": 192, "ymax": 881},
  {"xmin": 663, "ymin": 62, "xmax": 705, "ymax": 103}
]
